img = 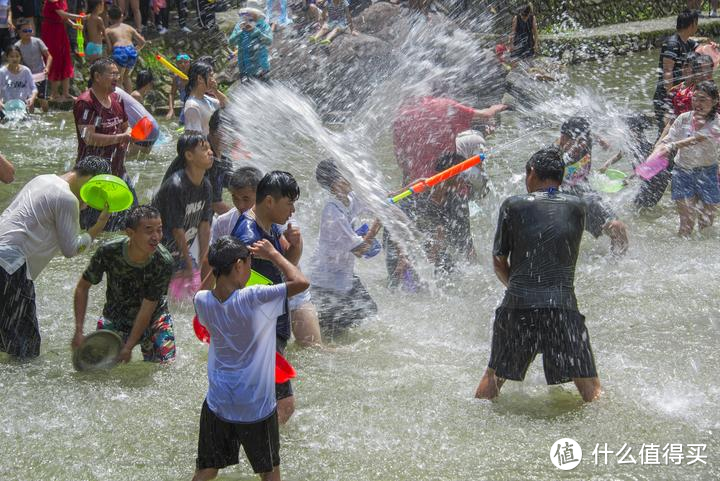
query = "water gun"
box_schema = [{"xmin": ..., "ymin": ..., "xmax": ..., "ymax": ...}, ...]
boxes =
[
  {"xmin": 76, "ymin": 14, "xmax": 85, "ymax": 57},
  {"xmin": 156, "ymin": 54, "xmax": 189, "ymax": 80},
  {"xmin": 388, "ymin": 154, "xmax": 485, "ymax": 204}
]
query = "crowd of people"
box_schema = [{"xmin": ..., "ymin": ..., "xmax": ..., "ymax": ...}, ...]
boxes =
[{"xmin": 1, "ymin": 3, "xmax": 719, "ymax": 481}]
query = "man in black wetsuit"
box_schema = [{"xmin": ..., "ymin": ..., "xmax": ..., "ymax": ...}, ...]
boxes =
[
  {"xmin": 474, "ymin": 147, "xmax": 601, "ymax": 403},
  {"xmin": 653, "ymin": 9, "xmax": 698, "ymax": 135}
]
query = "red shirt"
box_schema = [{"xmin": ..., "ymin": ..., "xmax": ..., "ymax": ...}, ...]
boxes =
[
  {"xmin": 73, "ymin": 89, "xmax": 129, "ymax": 177},
  {"xmin": 393, "ymin": 96, "xmax": 476, "ymax": 181}
]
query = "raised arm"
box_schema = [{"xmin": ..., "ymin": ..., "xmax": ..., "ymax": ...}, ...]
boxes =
[
  {"xmin": 351, "ymin": 219, "xmax": 381, "ymax": 257},
  {"xmin": 282, "ymin": 223, "xmax": 303, "ymax": 265},
  {"xmin": 250, "ymin": 239, "xmax": 309, "ymax": 297}
]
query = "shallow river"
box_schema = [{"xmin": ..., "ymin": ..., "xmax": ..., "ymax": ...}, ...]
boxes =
[{"xmin": 0, "ymin": 48, "xmax": 718, "ymax": 481}]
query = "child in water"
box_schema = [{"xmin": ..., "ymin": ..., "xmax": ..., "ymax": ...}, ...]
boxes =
[
  {"xmin": 105, "ymin": 5, "xmax": 145, "ymax": 92},
  {"xmin": 13, "ymin": 18, "xmax": 51, "ymax": 112},
  {"xmin": 192, "ymin": 236, "xmax": 309, "ymax": 481},
  {"xmin": 558, "ymin": 116, "xmax": 629, "ymax": 255},
  {"xmin": 656, "ymin": 80, "xmax": 720, "ymax": 236},
  {"xmin": 84, "ymin": 0, "xmax": 106, "ymax": 62},
  {"xmin": 152, "ymin": 133, "xmax": 214, "ymax": 286},
  {"xmin": 0, "ymin": 45, "xmax": 37, "ymax": 116},
  {"xmin": 309, "ymin": 159, "xmax": 380, "ymax": 337},
  {"xmin": 208, "ymin": 166, "xmax": 323, "ymax": 347},
  {"xmin": 231, "ymin": 171, "xmax": 302, "ymax": 424}
]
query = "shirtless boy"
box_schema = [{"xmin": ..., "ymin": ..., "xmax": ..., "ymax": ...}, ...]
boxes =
[{"xmin": 105, "ymin": 5, "xmax": 145, "ymax": 91}]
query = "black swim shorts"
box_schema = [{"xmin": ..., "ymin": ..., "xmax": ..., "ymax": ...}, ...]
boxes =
[
  {"xmin": 196, "ymin": 400, "xmax": 280, "ymax": 473},
  {"xmin": 488, "ymin": 307, "xmax": 598, "ymax": 385},
  {"xmin": 0, "ymin": 263, "xmax": 41, "ymax": 359}
]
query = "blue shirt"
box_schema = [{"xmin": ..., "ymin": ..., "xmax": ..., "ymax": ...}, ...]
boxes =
[{"xmin": 231, "ymin": 212, "xmax": 291, "ymax": 341}]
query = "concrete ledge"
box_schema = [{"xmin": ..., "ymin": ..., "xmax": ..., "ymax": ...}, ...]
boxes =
[{"xmin": 539, "ymin": 15, "xmax": 720, "ymax": 63}]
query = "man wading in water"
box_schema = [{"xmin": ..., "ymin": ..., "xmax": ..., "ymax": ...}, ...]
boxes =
[{"xmin": 474, "ymin": 147, "xmax": 601, "ymax": 402}]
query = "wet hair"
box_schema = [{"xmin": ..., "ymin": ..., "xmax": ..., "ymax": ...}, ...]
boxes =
[
  {"xmin": 87, "ymin": 0, "xmax": 103, "ymax": 13},
  {"xmin": 560, "ymin": 116, "xmax": 591, "ymax": 141},
  {"xmin": 229, "ymin": 166, "xmax": 263, "ymax": 191},
  {"xmin": 208, "ymin": 236, "xmax": 250, "ymax": 278},
  {"xmin": 315, "ymin": 159, "xmax": 345, "ymax": 191},
  {"xmin": 519, "ymin": 3, "xmax": 533, "ymax": 16},
  {"xmin": 73, "ymin": 155, "xmax": 111, "ymax": 177},
  {"xmin": 525, "ymin": 146, "xmax": 565, "ymax": 183},
  {"xmin": 135, "ymin": 70, "xmax": 154, "ymax": 91},
  {"xmin": 124, "ymin": 205, "xmax": 161, "ymax": 230},
  {"xmin": 88, "ymin": 58, "xmax": 117, "ymax": 88},
  {"xmin": 108, "ymin": 5, "xmax": 122, "ymax": 21},
  {"xmin": 693, "ymin": 54, "xmax": 714, "ymax": 73},
  {"xmin": 677, "ymin": 9, "xmax": 699, "ymax": 31},
  {"xmin": 184, "ymin": 61, "xmax": 214, "ymax": 98},
  {"xmin": 161, "ymin": 132, "xmax": 209, "ymax": 183},
  {"xmin": 694, "ymin": 80, "xmax": 719, "ymax": 119},
  {"xmin": 256, "ymin": 171, "xmax": 300, "ymax": 204}
]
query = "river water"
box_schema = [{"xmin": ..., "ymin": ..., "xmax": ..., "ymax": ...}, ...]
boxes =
[{"xmin": 1, "ymin": 44, "xmax": 718, "ymax": 480}]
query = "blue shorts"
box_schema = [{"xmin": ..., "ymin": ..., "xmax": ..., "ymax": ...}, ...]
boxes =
[
  {"xmin": 85, "ymin": 42, "xmax": 103, "ymax": 56},
  {"xmin": 671, "ymin": 164, "xmax": 720, "ymax": 204},
  {"xmin": 327, "ymin": 20, "xmax": 347, "ymax": 30},
  {"xmin": 97, "ymin": 314, "xmax": 176, "ymax": 363},
  {"xmin": 113, "ymin": 45, "xmax": 138, "ymax": 69}
]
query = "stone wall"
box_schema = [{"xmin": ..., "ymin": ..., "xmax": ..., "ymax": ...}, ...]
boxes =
[{"xmin": 468, "ymin": 0, "xmax": 684, "ymax": 30}]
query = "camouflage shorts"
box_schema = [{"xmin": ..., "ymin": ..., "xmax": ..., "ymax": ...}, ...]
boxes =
[{"xmin": 97, "ymin": 313, "xmax": 176, "ymax": 363}]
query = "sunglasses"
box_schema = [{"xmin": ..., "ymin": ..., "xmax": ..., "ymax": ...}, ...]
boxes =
[
  {"xmin": 21, "ymin": 29, "xmax": 33, "ymax": 33},
  {"xmin": 176, "ymin": 54, "xmax": 191, "ymax": 61}
]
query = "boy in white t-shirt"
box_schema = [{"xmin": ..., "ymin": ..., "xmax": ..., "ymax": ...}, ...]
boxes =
[
  {"xmin": 192, "ymin": 236, "xmax": 309, "ymax": 481},
  {"xmin": 309, "ymin": 159, "xmax": 381, "ymax": 337},
  {"xmin": 206, "ymin": 165, "xmax": 323, "ymax": 348}
]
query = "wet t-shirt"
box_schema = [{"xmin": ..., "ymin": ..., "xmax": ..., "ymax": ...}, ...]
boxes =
[
  {"xmin": 15, "ymin": 37, "xmax": 49, "ymax": 74},
  {"xmin": 654, "ymin": 33, "xmax": 697, "ymax": 100},
  {"xmin": 0, "ymin": 65, "xmax": 36, "ymax": 102},
  {"xmin": 82, "ymin": 237, "xmax": 174, "ymax": 331},
  {"xmin": 73, "ymin": 89, "xmax": 129, "ymax": 177},
  {"xmin": 231, "ymin": 210, "xmax": 291, "ymax": 342},
  {"xmin": 152, "ymin": 170, "xmax": 214, "ymax": 259},
  {"xmin": 493, "ymin": 191, "xmax": 586, "ymax": 310}
]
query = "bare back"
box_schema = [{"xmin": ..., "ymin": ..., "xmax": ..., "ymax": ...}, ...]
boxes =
[
  {"xmin": 106, "ymin": 23, "xmax": 137, "ymax": 48},
  {"xmin": 86, "ymin": 14, "xmax": 105, "ymax": 44}
]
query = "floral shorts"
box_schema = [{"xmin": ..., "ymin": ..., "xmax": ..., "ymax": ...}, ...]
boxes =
[{"xmin": 97, "ymin": 314, "xmax": 176, "ymax": 363}]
